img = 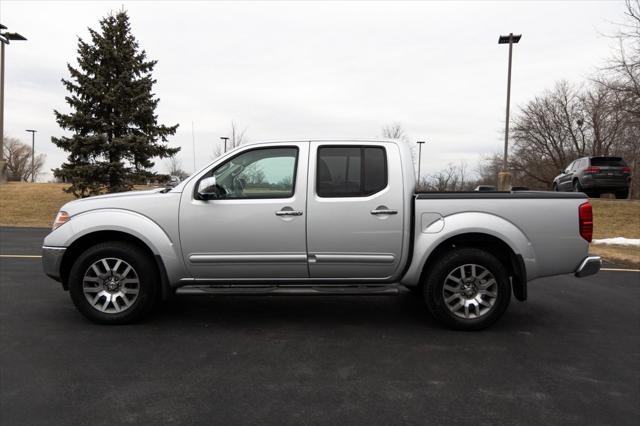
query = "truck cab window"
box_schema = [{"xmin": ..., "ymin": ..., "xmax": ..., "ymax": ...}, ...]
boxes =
[
  {"xmin": 206, "ymin": 147, "xmax": 298, "ymax": 199},
  {"xmin": 317, "ymin": 146, "xmax": 387, "ymax": 197}
]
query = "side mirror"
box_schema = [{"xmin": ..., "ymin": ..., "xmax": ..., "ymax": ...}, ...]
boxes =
[{"xmin": 197, "ymin": 176, "xmax": 222, "ymax": 200}]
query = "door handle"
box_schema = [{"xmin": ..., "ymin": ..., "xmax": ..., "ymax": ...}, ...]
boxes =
[
  {"xmin": 371, "ymin": 208, "xmax": 398, "ymax": 215},
  {"xmin": 276, "ymin": 210, "xmax": 303, "ymax": 216}
]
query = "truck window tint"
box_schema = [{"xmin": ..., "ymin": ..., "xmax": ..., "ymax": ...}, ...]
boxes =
[
  {"xmin": 213, "ymin": 147, "xmax": 297, "ymax": 199},
  {"xmin": 317, "ymin": 146, "xmax": 387, "ymax": 197},
  {"xmin": 590, "ymin": 157, "xmax": 627, "ymax": 167}
]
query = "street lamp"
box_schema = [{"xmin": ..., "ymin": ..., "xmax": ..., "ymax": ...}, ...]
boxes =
[
  {"xmin": 26, "ymin": 129, "xmax": 36, "ymax": 182},
  {"xmin": 497, "ymin": 33, "xmax": 521, "ymax": 191},
  {"xmin": 0, "ymin": 24, "xmax": 27, "ymax": 184},
  {"xmin": 416, "ymin": 140, "xmax": 426, "ymax": 185},
  {"xmin": 220, "ymin": 136, "xmax": 229, "ymax": 153}
]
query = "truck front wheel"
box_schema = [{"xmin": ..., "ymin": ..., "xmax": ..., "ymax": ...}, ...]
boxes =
[
  {"xmin": 68, "ymin": 241, "xmax": 158, "ymax": 324},
  {"xmin": 423, "ymin": 248, "xmax": 511, "ymax": 330}
]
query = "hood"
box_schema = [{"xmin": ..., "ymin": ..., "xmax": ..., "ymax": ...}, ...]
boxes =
[
  {"xmin": 73, "ymin": 188, "xmax": 165, "ymax": 201},
  {"xmin": 61, "ymin": 187, "xmax": 170, "ymax": 216}
]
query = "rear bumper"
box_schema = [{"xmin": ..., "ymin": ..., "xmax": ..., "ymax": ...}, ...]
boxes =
[
  {"xmin": 575, "ymin": 256, "xmax": 601, "ymax": 278},
  {"xmin": 581, "ymin": 177, "xmax": 630, "ymax": 189},
  {"xmin": 42, "ymin": 246, "xmax": 66, "ymax": 282}
]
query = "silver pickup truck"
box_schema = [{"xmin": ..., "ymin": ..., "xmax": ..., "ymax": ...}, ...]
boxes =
[{"xmin": 42, "ymin": 139, "xmax": 601, "ymax": 329}]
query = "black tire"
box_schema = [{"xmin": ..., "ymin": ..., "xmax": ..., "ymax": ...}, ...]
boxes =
[
  {"xmin": 615, "ymin": 190, "xmax": 629, "ymax": 199},
  {"xmin": 573, "ymin": 180, "xmax": 583, "ymax": 193},
  {"xmin": 552, "ymin": 183, "xmax": 558, "ymax": 192},
  {"xmin": 423, "ymin": 248, "xmax": 511, "ymax": 330},
  {"xmin": 68, "ymin": 241, "xmax": 158, "ymax": 324}
]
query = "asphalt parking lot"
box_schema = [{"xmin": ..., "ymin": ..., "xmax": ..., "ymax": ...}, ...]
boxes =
[{"xmin": 1, "ymin": 227, "xmax": 639, "ymax": 425}]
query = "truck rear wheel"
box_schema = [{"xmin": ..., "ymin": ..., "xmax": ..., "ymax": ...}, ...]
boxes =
[
  {"xmin": 68, "ymin": 241, "xmax": 158, "ymax": 324},
  {"xmin": 423, "ymin": 248, "xmax": 511, "ymax": 330}
]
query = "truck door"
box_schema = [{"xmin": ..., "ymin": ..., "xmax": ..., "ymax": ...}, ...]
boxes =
[
  {"xmin": 179, "ymin": 143, "xmax": 309, "ymax": 279},
  {"xmin": 306, "ymin": 142, "xmax": 404, "ymax": 280}
]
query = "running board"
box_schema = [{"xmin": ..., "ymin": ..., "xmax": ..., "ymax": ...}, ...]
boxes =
[{"xmin": 176, "ymin": 284, "xmax": 400, "ymax": 296}]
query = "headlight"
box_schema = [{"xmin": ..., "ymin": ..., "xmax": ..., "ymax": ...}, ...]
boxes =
[{"xmin": 52, "ymin": 211, "xmax": 70, "ymax": 230}]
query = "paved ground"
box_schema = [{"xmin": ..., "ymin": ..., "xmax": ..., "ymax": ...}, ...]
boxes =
[{"xmin": 1, "ymin": 227, "xmax": 639, "ymax": 425}]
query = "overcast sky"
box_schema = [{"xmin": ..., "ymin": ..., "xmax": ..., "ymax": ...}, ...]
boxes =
[{"xmin": 0, "ymin": 0, "xmax": 627, "ymax": 180}]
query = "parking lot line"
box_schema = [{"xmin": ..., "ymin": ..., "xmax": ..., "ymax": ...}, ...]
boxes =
[{"xmin": 600, "ymin": 267, "xmax": 640, "ymax": 273}]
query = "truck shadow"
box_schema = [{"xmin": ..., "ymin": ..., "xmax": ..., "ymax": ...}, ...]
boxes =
[{"xmin": 148, "ymin": 292, "xmax": 544, "ymax": 332}]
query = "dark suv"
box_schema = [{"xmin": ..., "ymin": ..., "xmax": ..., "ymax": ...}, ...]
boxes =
[{"xmin": 553, "ymin": 156, "xmax": 632, "ymax": 199}]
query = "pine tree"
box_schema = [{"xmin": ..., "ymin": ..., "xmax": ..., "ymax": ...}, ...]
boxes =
[{"xmin": 53, "ymin": 11, "xmax": 179, "ymax": 197}]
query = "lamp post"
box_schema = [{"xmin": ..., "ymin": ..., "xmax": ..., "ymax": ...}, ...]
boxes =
[
  {"xmin": 497, "ymin": 33, "xmax": 521, "ymax": 191},
  {"xmin": 416, "ymin": 140, "xmax": 426, "ymax": 185},
  {"xmin": 0, "ymin": 24, "xmax": 27, "ymax": 184},
  {"xmin": 25, "ymin": 129, "xmax": 36, "ymax": 182},
  {"xmin": 220, "ymin": 136, "xmax": 229, "ymax": 153}
]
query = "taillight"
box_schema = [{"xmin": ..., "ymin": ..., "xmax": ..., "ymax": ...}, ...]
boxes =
[
  {"xmin": 579, "ymin": 202, "xmax": 593, "ymax": 242},
  {"xmin": 622, "ymin": 166, "xmax": 631, "ymax": 174},
  {"xmin": 584, "ymin": 166, "xmax": 600, "ymax": 174}
]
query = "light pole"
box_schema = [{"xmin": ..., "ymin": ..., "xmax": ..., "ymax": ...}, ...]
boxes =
[
  {"xmin": 416, "ymin": 140, "xmax": 426, "ymax": 185},
  {"xmin": 25, "ymin": 129, "xmax": 36, "ymax": 182},
  {"xmin": 497, "ymin": 33, "xmax": 521, "ymax": 191},
  {"xmin": 0, "ymin": 24, "xmax": 27, "ymax": 184},
  {"xmin": 220, "ymin": 136, "xmax": 229, "ymax": 153}
]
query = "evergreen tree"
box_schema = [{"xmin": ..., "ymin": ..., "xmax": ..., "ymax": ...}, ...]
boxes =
[{"xmin": 53, "ymin": 11, "xmax": 179, "ymax": 197}]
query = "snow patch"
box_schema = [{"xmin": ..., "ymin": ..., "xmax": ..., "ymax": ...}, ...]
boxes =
[{"xmin": 592, "ymin": 237, "xmax": 640, "ymax": 247}]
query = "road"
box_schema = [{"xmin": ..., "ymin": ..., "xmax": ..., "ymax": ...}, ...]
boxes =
[{"xmin": 1, "ymin": 227, "xmax": 639, "ymax": 425}]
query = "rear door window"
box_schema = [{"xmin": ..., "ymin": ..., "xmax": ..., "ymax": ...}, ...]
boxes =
[{"xmin": 317, "ymin": 146, "xmax": 387, "ymax": 197}]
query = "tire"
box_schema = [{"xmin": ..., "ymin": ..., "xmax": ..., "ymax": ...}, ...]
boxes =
[
  {"xmin": 573, "ymin": 180, "xmax": 583, "ymax": 193},
  {"xmin": 615, "ymin": 190, "xmax": 629, "ymax": 199},
  {"xmin": 68, "ymin": 241, "xmax": 158, "ymax": 324},
  {"xmin": 552, "ymin": 183, "xmax": 558, "ymax": 192},
  {"xmin": 423, "ymin": 248, "xmax": 511, "ymax": 330}
]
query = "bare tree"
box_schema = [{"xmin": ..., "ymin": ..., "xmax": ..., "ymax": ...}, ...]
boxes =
[
  {"xmin": 2, "ymin": 137, "xmax": 46, "ymax": 182},
  {"xmin": 381, "ymin": 122, "xmax": 417, "ymax": 165},
  {"xmin": 212, "ymin": 121, "xmax": 249, "ymax": 159},
  {"xmin": 595, "ymin": 0, "xmax": 640, "ymax": 120},
  {"xmin": 164, "ymin": 155, "xmax": 189, "ymax": 180},
  {"xmin": 509, "ymin": 81, "xmax": 629, "ymax": 189},
  {"xmin": 381, "ymin": 122, "xmax": 409, "ymax": 142},
  {"xmin": 420, "ymin": 162, "xmax": 473, "ymax": 192}
]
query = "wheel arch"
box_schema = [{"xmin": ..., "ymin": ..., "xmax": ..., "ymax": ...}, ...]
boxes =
[
  {"xmin": 59, "ymin": 230, "xmax": 173, "ymax": 300},
  {"xmin": 46, "ymin": 209, "xmax": 185, "ymax": 299},
  {"xmin": 416, "ymin": 232, "xmax": 527, "ymax": 301}
]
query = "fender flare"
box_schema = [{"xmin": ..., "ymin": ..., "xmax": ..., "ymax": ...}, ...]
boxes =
[
  {"xmin": 401, "ymin": 211, "xmax": 536, "ymax": 292},
  {"xmin": 44, "ymin": 208, "xmax": 187, "ymax": 290}
]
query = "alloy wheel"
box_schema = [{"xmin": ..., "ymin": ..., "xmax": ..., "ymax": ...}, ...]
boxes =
[
  {"xmin": 442, "ymin": 263, "xmax": 498, "ymax": 319},
  {"xmin": 82, "ymin": 257, "xmax": 140, "ymax": 314}
]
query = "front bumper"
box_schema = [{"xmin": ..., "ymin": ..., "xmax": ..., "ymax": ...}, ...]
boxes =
[
  {"xmin": 575, "ymin": 256, "xmax": 601, "ymax": 278},
  {"xmin": 42, "ymin": 246, "xmax": 66, "ymax": 282}
]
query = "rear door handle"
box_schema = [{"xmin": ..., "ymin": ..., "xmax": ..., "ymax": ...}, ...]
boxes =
[
  {"xmin": 371, "ymin": 208, "xmax": 398, "ymax": 215},
  {"xmin": 276, "ymin": 210, "xmax": 303, "ymax": 216}
]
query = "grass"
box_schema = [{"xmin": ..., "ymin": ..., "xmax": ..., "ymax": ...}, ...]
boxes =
[
  {"xmin": 1, "ymin": 183, "xmax": 638, "ymax": 267},
  {"xmin": 589, "ymin": 198, "xmax": 640, "ymax": 268},
  {"xmin": 0, "ymin": 182, "xmax": 158, "ymax": 228},
  {"xmin": 590, "ymin": 199, "xmax": 640, "ymax": 239},
  {"xmin": 0, "ymin": 183, "xmax": 75, "ymax": 228}
]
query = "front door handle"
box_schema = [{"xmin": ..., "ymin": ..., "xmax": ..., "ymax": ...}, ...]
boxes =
[
  {"xmin": 276, "ymin": 210, "xmax": 303, "ymax": 216},
  {"xmin": 371, "ymin": 208, "xmax": 398, "ymax": 215}
]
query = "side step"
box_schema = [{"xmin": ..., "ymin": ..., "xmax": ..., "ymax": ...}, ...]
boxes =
[{"xmin": 176, "ymin": 284, "xmax": 400, "ymax": 296}]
